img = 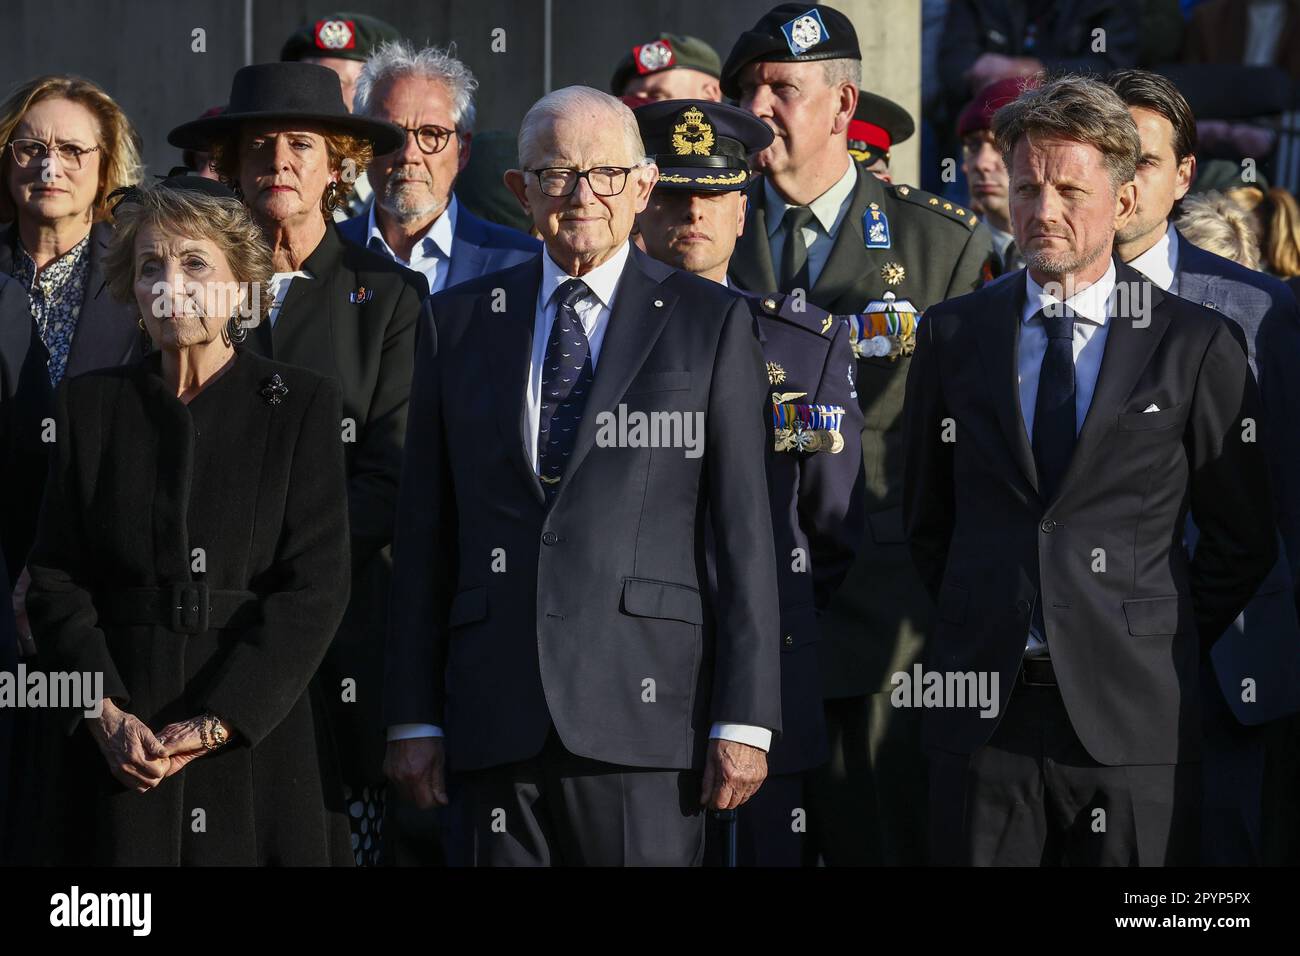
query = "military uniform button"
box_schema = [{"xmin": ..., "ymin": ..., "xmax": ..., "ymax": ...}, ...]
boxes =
[
  {"xmin": 542, "ymin": 531, "xmax": 558, "ymax": 545},
  {"xmin": 784, "ymin": 634, "xmax": 794, "ymax": 646},
  {"xmin": 1040, "ymin": 519, "xmax": 1056, "ymax": 533}
]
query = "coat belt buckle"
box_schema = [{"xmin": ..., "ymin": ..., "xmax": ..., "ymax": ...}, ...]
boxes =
[{"xmin": 172, "ymin": 582, "xmax": 210, "ymax": 634}]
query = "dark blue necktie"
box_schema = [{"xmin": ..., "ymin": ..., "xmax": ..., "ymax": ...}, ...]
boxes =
[
  {"xmin": 537, "ymin": 278, "xmax": 594, "ymax": 499},
  {"xmin": 1031, "ymin": 306, "xmax": 1077, "ymax": 504}
]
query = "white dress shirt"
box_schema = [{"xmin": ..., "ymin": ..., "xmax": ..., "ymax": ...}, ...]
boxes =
[
  {"xmin": 366, "ymin": 194, "xmax": 458, "ymax": 296},
  {"xmin": 1018, "ymin": 260, "xmax": 1117, "ymax": 652},
  {"xmin": 1126, "ymin": 221, "xmax": 1180, "ymax": 293},
  {"xmin": 389, "ymin": 240, "xmax": 772, "ymax": 751},
  {"xmin": 266, "ymin": 269, "xmax": 312, "ymax": 327},
  {"xmin": 765, "ymin": 158, "xmax": 857, "ymax": 290}
]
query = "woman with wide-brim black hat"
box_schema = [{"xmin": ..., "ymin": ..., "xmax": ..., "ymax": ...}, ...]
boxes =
[{"xmin": 169, "ymin": 62, "xmax": 426, "ymax": 866}]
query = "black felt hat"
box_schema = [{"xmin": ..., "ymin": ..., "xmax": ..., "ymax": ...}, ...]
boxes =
[{"xmin": 167, "ymin": 62, "xmax": 404, "ymax": 155}]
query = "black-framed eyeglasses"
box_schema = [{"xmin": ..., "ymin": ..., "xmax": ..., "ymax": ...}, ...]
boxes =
[
  {"xmin": 8, "ymin": 138, "xmax": 102, "ymax": 171},
  {"xmin": 392, "ymin": 125, "xmax": 457, "ymax": 155},
  {"xmin": 528, "ymin": 165, "xmax": 637, "ymax": 198}
]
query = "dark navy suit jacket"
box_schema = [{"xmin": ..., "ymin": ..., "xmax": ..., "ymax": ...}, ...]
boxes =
[{"xmin": 338, "ymin": 202, "xmax": 538, "ymax": 292}]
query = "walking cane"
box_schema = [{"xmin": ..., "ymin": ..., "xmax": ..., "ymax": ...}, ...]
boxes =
[{"xmin": 712, "ymin": 808, "xmax": 738, "ymax": 868}]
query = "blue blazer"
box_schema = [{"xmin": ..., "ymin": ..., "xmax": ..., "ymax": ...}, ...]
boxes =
[
  {"xmin": 1177, "ymin": 231, "xmax": 1300, "ymax": 724},
  {"xmin": 337, "ymin": 203, "xmax": 538, "ymax": 292}
]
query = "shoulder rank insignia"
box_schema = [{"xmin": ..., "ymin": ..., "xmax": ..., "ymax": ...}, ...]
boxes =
[
  {"xmin": 896, "ymin": 185, "xmax": 979, "ymax": 230},
  {"xmin": 843, "ymin": 291, "xmax": 920, "ymax": 360},
  {"xmin": 772, "ymin": 394, "xmax": 845, "ymax": 454},
  {"xmin": 863, "ymin": 201, "xmax": 891, "ymax": 249},
  {"xmin": 781, "ymin": 9, "xmax": 828, "ymax": 55},
  {"xmin": 767, "ymin": 361, "xmax": 786, "ymax": 385}
]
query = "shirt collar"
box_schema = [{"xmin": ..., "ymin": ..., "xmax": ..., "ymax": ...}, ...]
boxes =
[
  {"xmin": 367, "ymin": 194, "xmax": 458, "ymax": 263},
  {"xmin": 765, "ymin": 159, "xmax": 858, "ymax": 237},
  {"xmin": 1022, "ymin": 258, "xmax": 1117, "ymax": 327},
  {"xmin": 540, "ymin": 240, "xmax": 631, "ymax": 312},
  {"xmin": 1126, "ymin": 221, "xmax": 1179, "ymax": 292},
  {"xmin": 987, "ymin": 224, "xmax": 1016, "ymax": 260},
  {"xmin": 15, "ymin": 232, "xmax": 92, "ymax": 288}
]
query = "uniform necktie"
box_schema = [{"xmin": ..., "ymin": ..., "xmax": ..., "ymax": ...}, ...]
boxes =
[
  {"xmin": 537, "ymin": 278, "xmax": 594, "ymax": 500},
  {"xmin": 779, "ymin": 206, "xmax": 815, "ymax": 294}
]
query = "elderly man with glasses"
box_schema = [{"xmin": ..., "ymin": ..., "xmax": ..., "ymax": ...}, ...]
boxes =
[
  {"xmin": 384, "ymin": 86, "xmax": 782, "ymax": 866},
  {"xmin": 341, "ymin": 41, "xmax": 538, "ymax": 294}
]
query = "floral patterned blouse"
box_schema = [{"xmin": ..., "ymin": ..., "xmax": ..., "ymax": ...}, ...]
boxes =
[{"xmin": 11, "ymin": 233, "xmax": 92, "ymax": 386}]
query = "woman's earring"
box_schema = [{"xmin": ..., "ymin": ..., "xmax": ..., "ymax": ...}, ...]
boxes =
[
  {"xmin": 226, "ymin": 313, "xmax": 246, "ymax": 345},
  {"xmin": 137, "ymin": 316, "xmax": 146, "ymax": 331}
]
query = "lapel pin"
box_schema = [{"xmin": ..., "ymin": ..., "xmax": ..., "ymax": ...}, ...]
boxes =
[
  {"xmin": 653, "ymin": 299, "xmax": 664, "ymax": 308},
  {"xmin": 260, "ymin": 374, "xmax": 289, "ymax": 406},
  {"xmin": 349, "ymin": 285, "xmax": 374, "ymax": 304}
]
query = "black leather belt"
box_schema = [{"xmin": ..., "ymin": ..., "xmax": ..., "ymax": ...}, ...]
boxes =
[
  {"xmin": 98, "ymin": 584, "xmax": 260, "ymax": 635},
  {"xmin": 1019, "ymin": 656, "xmax": 1057, "ymax": 686}
]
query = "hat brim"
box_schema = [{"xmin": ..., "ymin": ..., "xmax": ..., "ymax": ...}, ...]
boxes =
[
  {"xmin": 653, "ymin": 166, "xmax": 757, "ymax": 192},
  {"xmin": 168, "ymin": 110, "xmax": 405, "ymax": 156}
]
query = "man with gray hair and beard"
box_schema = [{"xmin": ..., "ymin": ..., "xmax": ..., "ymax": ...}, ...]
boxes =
[
  {"xmin": 904, "ymin": 75, "xmax": 1276, "ymax": 865},
  {"xmin": 340, "ymin": 40, "xmax": 538, "ymax": 294},
  {"xmin": 383, "ymin": 86, "xmax": 782, "ymax": 866}
]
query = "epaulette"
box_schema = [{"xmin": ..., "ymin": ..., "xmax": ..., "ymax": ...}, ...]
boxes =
[
  {"xmin": 750, "ymin": 291, "xmax": 840, "ymax": 338},
  {"xmin": 889, "ymin": 183, "xmax": 980, "ymax": 230}
]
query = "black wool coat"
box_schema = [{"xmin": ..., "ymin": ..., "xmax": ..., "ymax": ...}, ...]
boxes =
[
  {"xmin": 245, "ymin": 223, "xmax": 424, "ymax": 785},
  {"xmin": 25, "ymin": 348, "xmax": 353, "ymax": 865}
]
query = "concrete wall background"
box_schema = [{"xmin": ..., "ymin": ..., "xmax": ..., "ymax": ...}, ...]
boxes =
[{"xmin": 0, "ymin": 0, "xmax": 919, "ymax": 182}]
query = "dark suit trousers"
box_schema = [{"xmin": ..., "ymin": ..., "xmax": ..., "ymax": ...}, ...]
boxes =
[
  {"xmin": 928, "ymin": 683, "xmax": 1200, "ymax": 866},
  {"xmin": 1201, "ymin": 659, "xmax": 1265, "ymax": 865},
  {"xmin": 443, "ymin": 730, "xmax": 705, "ymax": 866}
]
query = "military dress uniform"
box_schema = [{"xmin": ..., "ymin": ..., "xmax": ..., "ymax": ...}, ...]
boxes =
[
  {"xmin": 633, "ymin": 98, "xmax": 866, "ymax": 865},
  {"xmin": 723, "ymin": 3, "xmax": 995, "ymax": 865}
]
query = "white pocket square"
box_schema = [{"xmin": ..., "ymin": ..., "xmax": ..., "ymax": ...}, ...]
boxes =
[{"xmin": 1142, "ymin": 403, "xmax": 1161, "ymax": 413}]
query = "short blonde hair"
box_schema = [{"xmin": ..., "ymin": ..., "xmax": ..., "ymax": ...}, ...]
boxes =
[
  {"xmin": 104, "ymin": 184, "xmax": 274, "ymax": 325},
  {"xmin": 1226, "ymin": 185, "xmax": 1300, "ymax": 278},
  {"xmin": 0, "ymin": 74, "xmax": 143, "ymax": 223},
  {"xmin": 993, "ymin": 75, "xmax": 1140, "ymax": 190},
  {"xmin": 208, "ymin": 125, "xmax": 373, "ymax": 216},
  {"xmin": 1177, "ymin": 191, "xmax": 1262, "ymax": 271}
]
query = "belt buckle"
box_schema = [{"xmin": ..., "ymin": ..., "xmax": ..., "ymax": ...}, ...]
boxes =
[{"xmin": 171, "ymin": 582, "xmax": 210, "ymax": 634}]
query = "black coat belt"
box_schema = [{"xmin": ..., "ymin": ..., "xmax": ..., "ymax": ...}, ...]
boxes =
[{"xmin": 97, "ymin": 584, "xmax": 261, "ymax": 635}]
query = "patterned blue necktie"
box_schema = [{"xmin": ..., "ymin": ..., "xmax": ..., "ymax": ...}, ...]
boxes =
[{"xmin": 537, "ymin": 278, "xmax": 594, "ymax": 499}]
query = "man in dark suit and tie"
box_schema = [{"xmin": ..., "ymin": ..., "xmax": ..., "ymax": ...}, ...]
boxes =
[
  {"xmin": 383, "ymin": 86, "xmax": 782, "ymax": 866},
  {"xmin": 1107, "ymin": 68, "xmax": 1300, "ymax": 865},
  {"xmin": 904, "ymin": 75, "xmax": 1277, "ymax": 865},
  {"xmin": 338, "ymin": 40, "xmax": 538, "ymax": 293}
]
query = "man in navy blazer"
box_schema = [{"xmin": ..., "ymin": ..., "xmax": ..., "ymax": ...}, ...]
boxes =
[
  {"xmin": 339, "ymin": 39, "xmax": 538, "ymax": 294},
  {"xmin": 383, "ymin": 87, "xmax": 781, "ymax": 866},
  {"xmin": 1109, "ymin": 69, "xmax": 1300, "ymax": 865}
]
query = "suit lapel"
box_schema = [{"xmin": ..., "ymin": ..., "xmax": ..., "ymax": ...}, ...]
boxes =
[
  {"xmin": 447, "ymin": 214, "xmax": 488, "ymax": 289},
  {"xmin": 489, "ymin": 260, "xmax": 546, "ymax": 504},
  {"xmin": 269, "ymin": 225, "xmax": 345, "ymax": 374},
  {"xmin": 66, "ymin": 224, "xmax": 138, "ymax": 376},
  {"xmin": 559, "ymin": 249, "xmax": 676, "ymax": 495},
  {"xmin": 975, "ymin": 273, "xmax": 1039, "ymax": 496},
  {"xmin": 1056, "ymin": 261, "xmax": 1170, "ymax": 499},
  {"xmin": 730, "ymin": 181, "xmax": 777, "ymax": 293}
]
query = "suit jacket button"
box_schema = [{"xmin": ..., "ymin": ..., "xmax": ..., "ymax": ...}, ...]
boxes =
[
  {"xmin": 1040, "ymin": 518, "xmax": 1056, "ymax": 533},
  {"xmin": 542, "ymin": 531, "xmax": 558, "ymax": 546},
  {"xmin": 1016, "ymin": 599, "xmax": 1031, "ymax": 615},
  {"xmin": 784, "ymin": 634, "xmax": 794, "ymax": 646}
]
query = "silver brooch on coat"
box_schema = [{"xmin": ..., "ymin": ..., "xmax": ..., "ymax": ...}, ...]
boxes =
[{"xmin": 260, "ymin": 374, "xmax": 289, "ymax": 406}]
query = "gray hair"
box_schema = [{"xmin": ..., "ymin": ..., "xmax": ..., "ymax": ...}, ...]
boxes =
[
  {"xmin": 517, "ymin": 86, "xmax": 648, "ymax": 169},
  {"xmin": 354, "ymin": 40, "xmax": 478, "ymax": 135},
  {"xmin": 993, "ymin": 74, "xmax": 1140, "ymax": 191},
  {"xmin": 822, "ymin": 58, "xmax": 862, "ymax": 91}
]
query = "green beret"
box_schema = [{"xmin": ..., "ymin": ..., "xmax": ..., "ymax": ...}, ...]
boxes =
[
  {"xmin": 610, "ymin": 33, "xmax": 722, "ymax": 94},
  {"xmin": 280, "ymin": 12, "xmax": 402, "ymax": 63}
]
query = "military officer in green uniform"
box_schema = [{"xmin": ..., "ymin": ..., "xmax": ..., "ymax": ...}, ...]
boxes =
[
  {"xmin": 634, "ymin": 97, "xmax": 865, "ymax": 866},
  {"xmin": 722, "ymin": 2, "xmax": 994, "ymax": 865}
]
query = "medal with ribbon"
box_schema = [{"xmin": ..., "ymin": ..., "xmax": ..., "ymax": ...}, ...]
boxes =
[
  {"xmin": 771, "ymin": 391, "xmax": 846, "ymax": 454},
  {"xmin": 843, "ymin": 291, "xmax": 920, "ymax": 361}
]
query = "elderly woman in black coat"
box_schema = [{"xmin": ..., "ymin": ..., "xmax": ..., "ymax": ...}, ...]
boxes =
[
  {"xmin": 168, "ymin": 62, "xmax": 424, "ymax": 864},
  {"xmin": 25, "ymin": 175, "xmax": 352, "ymax": 865}
]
